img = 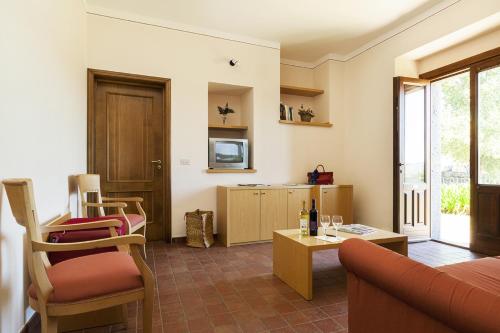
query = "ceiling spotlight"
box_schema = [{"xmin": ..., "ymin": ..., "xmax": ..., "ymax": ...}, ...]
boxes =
[{"xmin": 229, "ymin": 59, "xmax": 239, "ymax": 67}]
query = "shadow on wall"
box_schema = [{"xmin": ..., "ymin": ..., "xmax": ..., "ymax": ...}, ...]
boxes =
[
  {"xmin": 68, "ymin": 175, "xmax": 79, "ymax": 217},
  {"xmin": 0, "ymin": 176, "xmax": 81, "ymax": 330},
  {"xmin": 0, "ymin": 183, "xmax": 7, "ymax": 330}
]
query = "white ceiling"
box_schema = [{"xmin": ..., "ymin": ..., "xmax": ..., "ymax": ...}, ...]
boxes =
[{"xmin": 86, "ymin": 0, "xmax": 445, "ymax": 62}]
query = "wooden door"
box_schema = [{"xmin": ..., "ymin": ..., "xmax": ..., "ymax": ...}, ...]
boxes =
[
  {"xmin": 321, "ymin": 187, "xmax": 353, "ymax": 225},
  {"xmin": 88, "ymin": 69, "xmax": 171, "ymax": 241},
  {"xmin": 229, "ymin": 190, "xmax": 261, "ymax": 243},
  {"xmin": 260, "ymin": 189, "xmax": 288, "ymax": 240},
  {"xmin": 470, "ymin": 57, "xmax": 500, "ymax": 255},
  {"xmin": 393, "ymin": 77, "xmax": 431, "ymax": 241},
  {"xmin": 287, "ymin": 189, "xmax": 311, "ymax": 229}
]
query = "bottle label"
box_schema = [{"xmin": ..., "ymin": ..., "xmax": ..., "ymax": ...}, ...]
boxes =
[{"xmin": 300, "ymin": 218, "xmax": 308, "ymax": 234}]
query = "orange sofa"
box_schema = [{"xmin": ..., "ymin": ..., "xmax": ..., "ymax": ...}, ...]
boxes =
[{"xmin": 339, "ymin": 239, "xmax": 500, "ymax": 333}]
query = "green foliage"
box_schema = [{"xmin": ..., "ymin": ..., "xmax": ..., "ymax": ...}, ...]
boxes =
[
  {"xmin": 441, "ymin": 183, "xmax": 470, "ymax": 215},
  {"xmin": 477, "ymin": 67, "xmax": 500, "ymax": 184},
  {"xmin": 437, "ymin": 72, "xmax": 470, "ymax": 165},
  {"xmin": 436, "ymin": 68, "xmax": 500, "ymax": 185}
]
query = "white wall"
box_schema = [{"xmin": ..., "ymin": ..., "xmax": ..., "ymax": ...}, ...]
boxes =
[
  {"xmin": 86, "ymin": 14, "xmax": 349, "ymax": 237},
  {"xmin": 343, "ymin": 0, "xmax": 500, "ymax": 230},
  {"xmin": 0, "ymin": 0, "xmax": 86, "ymax": 331},
  {"xmin": 417, "ymin": 27, "xmax": 500, "ymax": 74}
]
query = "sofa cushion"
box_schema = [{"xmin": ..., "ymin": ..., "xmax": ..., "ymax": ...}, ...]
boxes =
[
  {"xmin": 29, "ymin": 252, "xmax": 143, "ymax": 303},
  {"xmin": 438, "ymin": 257, "xmax": 500, "ymax": 296}
]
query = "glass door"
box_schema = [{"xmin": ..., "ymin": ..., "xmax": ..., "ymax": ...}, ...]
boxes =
[
  {"xmin": 430, "ymin": 72, "xmax": 471, "ymax": 247},
  {"xmin": 471, "ymin": 57, "xmax": 500, "ymax": 254},
  {"xmin": 394, "ymin": 77, "xmax": 431, "ymax": 241}
]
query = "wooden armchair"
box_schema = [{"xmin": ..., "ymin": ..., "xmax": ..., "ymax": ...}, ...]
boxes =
[
  {"xmin": 2, "ymin": 179, "xmax": 154, "ymax": 333},
  {"xmin": 76, "ymin": 174, "xmax": 147, "ymax": 237}
]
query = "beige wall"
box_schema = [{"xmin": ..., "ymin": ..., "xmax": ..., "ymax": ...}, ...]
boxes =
[
  {"xmin": 343, "ymin": 0, "xmax": 500, "ymax": 230},
  {"xmin": 280, "ymin": 64, "xmax": 314, "ymax": 87},
  {"xmin": 0, "ymin": 0, "xmax": 86, "ymax": 331},
  {"xmin": 417, "ymin": 27, "xmax": 500, "ymax": 74},
  {"xmin": 86, "ymin": 15, "xmax": 352, "ymax": 238},
  {"xmin": 280, "ymin": 61, "xmax": 347, "ymax": 184}
]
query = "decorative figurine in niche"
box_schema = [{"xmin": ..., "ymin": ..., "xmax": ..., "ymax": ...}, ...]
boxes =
[
  {"xmin": 298, "ymin": 104, "xmax": 315, "ymax": 122},
  {"xmin": 217, "ymin": 102, "xmax": 235, "ymax": 125},
  {"xmin": 280, "ymin": 102, "xmax": 287, "ymax": 120}
]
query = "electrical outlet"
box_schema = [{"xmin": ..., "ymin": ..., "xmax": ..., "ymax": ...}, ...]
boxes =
[{"xmin": 180, "ymin": 158, "xmax": 191, "ymax": 166}]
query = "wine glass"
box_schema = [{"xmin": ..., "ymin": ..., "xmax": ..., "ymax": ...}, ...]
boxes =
[
  {"xmin": 320, "ymin": 215, "xmax": 331, "ymax": 240},
  {"xmin": 332, "ymin": 215, "xmax": 343, "ymax": 239}
]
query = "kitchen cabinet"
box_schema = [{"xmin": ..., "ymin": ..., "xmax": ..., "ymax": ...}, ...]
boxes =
[
  {"xmin": 260, "ymin": 189, "xmax": 288, "ymax": 240},
  {"xmin": 228, "ymin": 189, "xmax": 261, "ymax": 244},
  {"xmin": 286, "ymin": 188, "xmax": 311, "ymax": 229},
  {"xmin": 217, "ymin": 185, "xmax": 353, "ymax": 246},
  {"xmin": 312, "ymin": 185, "xmax": 353, "ymax": 225}
]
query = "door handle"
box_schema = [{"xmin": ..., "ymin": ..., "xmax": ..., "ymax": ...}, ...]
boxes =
[{"xmin": 151, "ymin": 160, "xmax": 162, "ymax": 170}]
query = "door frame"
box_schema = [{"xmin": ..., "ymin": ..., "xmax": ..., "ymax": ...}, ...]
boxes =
[
  {"xmin": 393, "ymin": 76, "xmax": 431, "ymax": 237},
  {"xmin": 87, "ymin": 68, "xmax": 172, "ymax": 241}
]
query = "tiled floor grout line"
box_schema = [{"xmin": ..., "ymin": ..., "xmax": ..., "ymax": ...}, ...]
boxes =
[
  {"xmin": 69, "ymin": 240, "xmax": 482, "ymax": 333},
  {"xmin": 151, "ymin": 245, "xmax": 166, "ymax": 333}
]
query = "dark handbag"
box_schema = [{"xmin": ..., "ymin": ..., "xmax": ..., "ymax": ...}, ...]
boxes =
[{"xmin": 307, "ymin": 164, "xmax": 334, "ymax": 185}]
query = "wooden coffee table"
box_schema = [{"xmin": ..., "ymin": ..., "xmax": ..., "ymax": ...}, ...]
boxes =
[{"xmin": 273, "ymin": 228, "xmax": 408, "ymax": 300}]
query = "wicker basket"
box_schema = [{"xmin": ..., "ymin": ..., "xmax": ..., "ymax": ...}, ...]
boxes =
[{"xmin": 185, "ymin": 210, "xmax": 214, "ymax": 248}]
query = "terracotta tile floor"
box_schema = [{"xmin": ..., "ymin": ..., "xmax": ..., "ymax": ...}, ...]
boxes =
[{"xmin": 50, "ymin": 240, "xmax": 482, "ymax": 333}]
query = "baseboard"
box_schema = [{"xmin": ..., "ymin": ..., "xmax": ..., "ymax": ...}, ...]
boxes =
[
  {"xmin": 19, "ymin": 312, "xmax": 40, "ymax": 333},
  {"xmin": 172, "ymin": 234, "xmax": 218, "ymax": 244}
]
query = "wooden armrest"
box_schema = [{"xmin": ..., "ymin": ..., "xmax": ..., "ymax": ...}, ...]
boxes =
[
  {"xmin": 43, "ymin": 212, "xmax": 72, "ymax": 226},
  {"xmin": 40, "ymin": 219, "xmax": 122, "ymax": 233},
  {"xmin": 84, "ymin": 202, "xmax": 127, "ymax": 208},
  {"xmin": 32, "ymin": 235, "xmax": 145, "ymax": 252},
  {"xmin": 102, "ymin": 196, "xmax": 144, "ymax": 203}
]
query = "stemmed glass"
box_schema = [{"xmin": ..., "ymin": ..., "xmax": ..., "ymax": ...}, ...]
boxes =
[
  {"xmin": 332, "ymin": 215, "xmax": 343, "ymax": 239},
  {"xmin": 320, "ymin": 215, "xmax": 331, "ymax": 240}
]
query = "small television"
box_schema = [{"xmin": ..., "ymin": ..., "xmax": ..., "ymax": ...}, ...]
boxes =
[{"xmin": 209, "ymin": 138, "xmax": 249, "ymax": 169}]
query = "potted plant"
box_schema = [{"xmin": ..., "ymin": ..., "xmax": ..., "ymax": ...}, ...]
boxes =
[
  {"xmin": 298, "ymin": 104, "xmax": 315, "ymax": 122},
  {"xmin": 217, "ymin": 102, "xmax": 235, "ymax": 125}
]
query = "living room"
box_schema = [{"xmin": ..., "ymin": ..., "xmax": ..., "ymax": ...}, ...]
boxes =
[{"xmin": 1, "ymin": 0, "xmax": 499, "ymax": 332}]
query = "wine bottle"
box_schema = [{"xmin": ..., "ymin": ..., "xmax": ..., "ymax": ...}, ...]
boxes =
[
  {"xmin": 309, "ymin": 199, "xmax": 318, "ymax": 236},
  {"xmin": 299, "ymin": 200, "xmax": 309, "ymax": 236}
]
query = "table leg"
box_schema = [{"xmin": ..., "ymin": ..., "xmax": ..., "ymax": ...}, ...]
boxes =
[
  {"xmin": 273, "ymin": 233, "xmax": 313, "ymax": 300},
  {"xmin": 380, "ymin": 239, "xmax": 408, "ymax": 256}
]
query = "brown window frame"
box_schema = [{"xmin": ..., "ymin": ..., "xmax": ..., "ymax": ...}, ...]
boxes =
[{"xmin": 419, "ymin": 47, "xmax": 500, "ymax": 254}]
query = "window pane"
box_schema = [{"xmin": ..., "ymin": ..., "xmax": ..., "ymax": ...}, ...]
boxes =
[
  {"xmin": 478, "ymin": 65, "xmax": 500, "ymax": 185},
  {"xmin": 404, "ymin": 84, "xmax": 426, "ymax": 183}
]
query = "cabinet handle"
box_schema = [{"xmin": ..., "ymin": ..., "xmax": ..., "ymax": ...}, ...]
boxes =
[
  {"xmin": 323, "ymin": 191, "xmax": 328, "ymax": 194},
  {"xmin": 253, "ymin": 192, "xmax": 259, "ymax": 195},
  {"xmin": 288, "ymin": 191, "xmax": 293, "ymax": 194},
  {"xmin": 261, "ymin": 192, "xmax": 266, "ymax": 195}
]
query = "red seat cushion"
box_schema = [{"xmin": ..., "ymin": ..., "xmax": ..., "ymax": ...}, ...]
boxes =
[
  {"xmin": 29, "ymin": 252, "xmax": 143, "ymax": 303},
  {"xmin": 47, "ymin": 216, "xmax": 129, "ymax": 265},
  {"xmin": 109, "ymin": 214, "xmax": 145, "ymax": 228},
  {"xmin": 60, "ymin": 216, "xmax": 129, "ymax": 235}
]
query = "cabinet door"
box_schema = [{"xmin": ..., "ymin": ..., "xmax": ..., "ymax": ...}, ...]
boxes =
[
  {"xmin": 260, "ymin": 189, "xmax": 288, "ymax": 240},
  {"xmin": 322, "ymin": 187, "xmax": 353, "ymax": 224},
  {"xmin": 287, "ymin": 189, "xmax": 311, "ymax": 229},
  {"xmin": 229, "ymin": 190, "xmax": 261, "ymax": 243}
]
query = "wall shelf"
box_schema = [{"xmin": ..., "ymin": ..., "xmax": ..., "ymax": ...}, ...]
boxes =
[
  {"xmin": 208, "ymin": 124, "xmax": 248, "ymax": 130},
  {"xmin": 279, "ymin": 120, "xmax": 332, "ymax": 127},
  {"xmin": 280, "ymin": 85, "xmax": 324, "ymax": 97},
  {"xmin": 207, "ymin": 169, "xmax": 257, "ymax": 173}
]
